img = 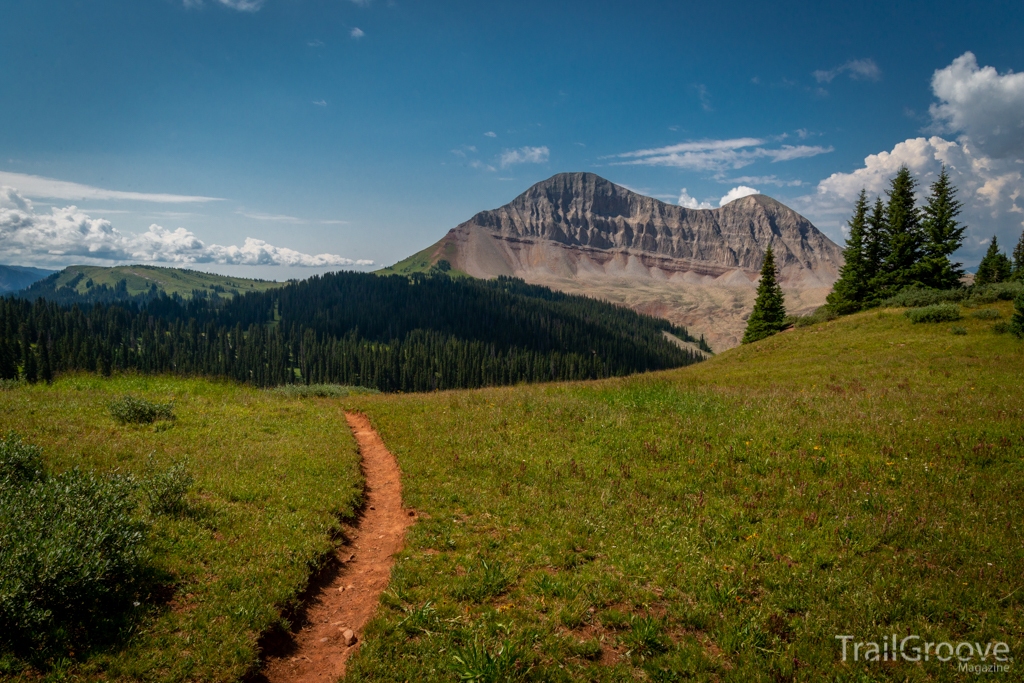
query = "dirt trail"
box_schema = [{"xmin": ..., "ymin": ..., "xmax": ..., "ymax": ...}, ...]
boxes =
[{"xmin": 259, "ymin": 412, "xmax": 413, "ymax": 682}]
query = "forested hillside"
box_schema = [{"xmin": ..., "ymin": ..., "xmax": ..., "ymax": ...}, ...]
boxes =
[{"xmin": 0, "ymin": 272, "xmax": 709, "ymax": 392}]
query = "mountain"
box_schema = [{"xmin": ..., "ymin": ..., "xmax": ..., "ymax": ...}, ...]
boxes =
[
  {"xmin": 0, "ymin": 265, "xmax": 55, "ymax": 294},
  {"xmin": 17, "ymin": 264, "xmax": 286, "ymax": 305},
  {"xmin": 382, "ymin": 172, "xmax": 844, "ymax": 350}
]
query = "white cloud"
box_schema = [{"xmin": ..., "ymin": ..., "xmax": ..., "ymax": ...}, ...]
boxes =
[
  {"xmin": 719, "ymin": 186, "xmax": 760, "ymax": 206},
  {"xmin": 929, "ymin": 51, "xmax": 1024, "ymax": 159},
  {"xmin": 484, "ymin": 131, "xmax": 497, "ymax": 138},
  {"xmin": 695, "ymin": 84, "xmax": 713, "ymax": 112},
  {"xmin": 813, "ymin": 58, "xmax": 881, "ymax": 84},
  {"xmin": 0, "ymin": 188, "xmax": 370, "ymax": 268},
  {"xmin": 350, "ymin": 27, "xmax": 365, "ymax": 39},
  {"xmin": 349, "ymin": 0, "xmax": 371, "ymax": 5},
  {"xmin": 677, "ymin": 188, "xmax": 712, "ymax": 210},
  {"xmin": 0, "ymin": 171, "xmax": 222, "ymax": 204},
  {"xmin": 312, "ymin": 100, "xmax": 327, "ymax": 106},
  {"xmin": 613, "ymin": 138, "xmax": 832, "ymax": 171},
  {"xmin": 500, "ymin": 146, "xmax": 549, "ymax": 168},
  {"xmin": 796, "ymin": 53, "xmax": 1024, "ymax": 260},
  {"xmin": 728, "ymin": 175, "xmax": 804, "ymax": 187}
]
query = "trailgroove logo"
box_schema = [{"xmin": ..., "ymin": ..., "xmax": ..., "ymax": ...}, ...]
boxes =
[{"xmin": 836, "ymin": 635, "xmax": 1013, "ymax": 673}]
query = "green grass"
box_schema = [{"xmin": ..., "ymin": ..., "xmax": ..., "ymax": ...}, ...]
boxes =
[
  {"xmin": 341, "ymin": 301, "xmax": 1024, "ymax": 681},
  {"xmin": 45, "ymin": 265, "xmax": 285, "ymax": 299},
  {"xmin": 0, "ymin": 376, "xmax": 363, "ymax": 681},
  {"xmin": 375, "ymin": 240, "xmax": 471, "ymax": 278}
]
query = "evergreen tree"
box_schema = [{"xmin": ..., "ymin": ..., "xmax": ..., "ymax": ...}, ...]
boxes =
[
  {"xmin": 975, "ymin": 236, "xmax": 1013, "ymax": 286},
  {"xmin": 863, "ymin": 196, "xmax": 887, "ymax": 297},
  {"xmin": 1012, "ymin": 228, "xmax": 1024, "ymax": 280},
  {"xmin": 742, "ymin": 246, "xmax": 787, "ymax": 344},
  {"xmin": 0, "ymin": 337, "xmax": 16, "ymax": 380},
  {"xmin": 1013, "ymin": 287, "xmax": 1024, "ymax": 338},
  {"xmin": 877, "ymin": 166, "xmax": 927, "ymax": 296},
  {"xmin": 920, "ymin": 165, "xmax": 966, "ymax": 289},
  {"xmin": 827, "ymin": 190, "xmax": 871, "ymax": 313},
  {"xmin": 38, "ymin": 334, "xmax": 53, "ymax": 384}
]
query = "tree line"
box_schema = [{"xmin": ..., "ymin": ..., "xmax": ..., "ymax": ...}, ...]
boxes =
[
  {"xmin": 1, "ymin": 272, "xmax": 709, "ymax": 391},
  {"xmin": 827, "ymin": 165, "xmax": 1024, "ymax": 313}
]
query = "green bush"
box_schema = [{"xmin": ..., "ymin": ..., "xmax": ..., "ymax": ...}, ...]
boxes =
[
  {"xmin": 144, "ymin": 456, "xmax": 193, "ymax": 516},
  {"xmin": 792, "ymin": 307, "xmax": 839, "ymax": 328},
  {"xmin": 950, "ymin": 326, "xmax": 968, "ymax": 336},
  {"xmin": 964, "ymin": 281, "xmax": 1023, "ymax": 307},
  {"xmin": 270, "ymin": 384, "xmax": 380, "ymax": 398},
  {"xmin": 0, "ymin": 435, "xmax": 148, "ymax": 653},
  {"xmin": 970, "ymin": 308, "xmax": 1002, "ymax": 319},
  {"xmin": 880, "ymin": 286, "xmax": 965, "ymax": 308},
  {"xmin": 905, "ymin": 304, "xmax": 962, "ymax": 323},
  {"xmin": 108, "ymin": 395, "xmax": 175, "ymax": 424}
]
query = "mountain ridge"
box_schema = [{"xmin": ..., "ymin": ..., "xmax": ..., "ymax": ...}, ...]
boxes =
[{"xmin": 384, "ymin": 172, "xmax": 843, "ymax": 349}]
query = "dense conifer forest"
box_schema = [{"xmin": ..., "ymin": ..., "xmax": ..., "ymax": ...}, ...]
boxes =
[{"xmin": 0, "ymin": 272, "xmax": 709, "ymax": 391}]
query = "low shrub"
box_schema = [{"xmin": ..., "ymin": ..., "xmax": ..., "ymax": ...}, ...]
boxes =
[
  {"xmin": 950, "ymin": 326, "xmax": 968, "ymax": 336},
  {"xmin": 270, "ymin": 384, "xmax": 380, "ymax": 398},
  {"xmin": 964, "ymin": 281, "xmax": 1022, "ymax": 307},
  {"xmin": 0, "ymin": 434, "xmax": 148, "ymax": 653},
  {"xmin": 108, "ymin": 395, "xmax": 174, "ymax": 424},
  {"xmin": 792, "ymin": 307, "xmax": 838, "ymax": 328},
  {"xmin": 970, "ymin": 308, "xmax": 1002, "ymax": 319},
  {"xmin": 880, "ymin": 286, "xmax": 964, "ymax": 308},
  {"xmin": 905, "ymin": 304, "xmax": 962, "ymax": 324},
  {"xmin": 144, "ymin": 456, "xmax": 193, "ymax": 516}
]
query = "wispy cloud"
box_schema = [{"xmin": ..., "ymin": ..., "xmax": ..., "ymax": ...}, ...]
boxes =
[
  {"xmin": 307, "ymin": 39, "xmax": 324, "ymax": 47},
  {"xmin": 0, "ymin": 171, "xmax": 222, "ymax": 203},
  {"xmin": 0, "ymin": 188, "xmax": 367, "ymax": 267},
  {"xmin": 484, "ymin": 131, "xmax": 497, "ymax": 138},
  {"xmin": 500, "ymin": 146, "xmax": 550, "ymax": 168},
  {"xmin": 611, "ymin": 138, "xmax": 831, "ymax": 171},
  {"xmin": 237, "ymin": 210, "xmax": 350, "ymax": 225},
  {"xmin": 185, "ymin": 0, "xmax": 266, "ymax": 11},
  {"xmin": 727, "ymin": 175, "xmax": 804, "ymax": 187},
  {"xmin": 350, "ymin": 27, "xmax": 365, "ymax": 39},
  {"xmin": 312, "ymin": 100, "xmax": 327, "ymax": 106},
  {"xmin": 813, "ymin": 58, "xmax": 881, "ymax": 84},
  {"xmin": 695, "ymin": 84, "xmax": 713, "ymax": 112}
]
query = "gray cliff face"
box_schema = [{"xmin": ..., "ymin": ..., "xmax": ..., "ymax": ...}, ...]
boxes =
[{"xmin": 459, "ymin": 172, "xmax": 842, "ymax": 273}]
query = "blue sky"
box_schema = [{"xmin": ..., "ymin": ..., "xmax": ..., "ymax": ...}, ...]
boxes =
[{"xmin": 2, "ymin": 0, "xmax": 1023, "ymax": 277}]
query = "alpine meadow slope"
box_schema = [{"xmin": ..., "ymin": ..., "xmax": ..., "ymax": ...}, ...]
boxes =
[{"xmin": 382, "ymin": 173, "xmax": 844, "ymax": 350}]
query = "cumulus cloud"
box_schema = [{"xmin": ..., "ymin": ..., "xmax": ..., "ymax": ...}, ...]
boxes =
[
  {"xmin": 500, "ymin": 146, "xmax": 549, "ymax": 168},
  {"xmin": 0, "ymin": 171, "xmax": 221, "ymax": 203},
  {"xmin": 350, "ymin": 27, "xmax": 365, "ymax": 39},
  {"xmin": 929, "ymin": 51, "xmax": 1024, "ymax": 159},
  {"xmin": 719, "ymin": 186, "xmax": 760, "ymax": 206},
  {"xmin": 677, "ymin": 189, "xmax": 712, "ymax": 210},
  {"xmin": 613, "ymin": 138, "xmax": 832, "ymax": 172},
  {"xmin": 813, "ymin": 58, "xmax": 881, "ymax": 84},
  {"xmin": 798, "ymin": 52, "xmax": 1024, "ymax": 261},
  {"xmin": 0, "ymin": 188, "xmax": 370, "ymax": 268}
]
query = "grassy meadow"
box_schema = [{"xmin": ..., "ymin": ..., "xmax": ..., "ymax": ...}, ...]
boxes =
[
  {"xmin": 0, "ymin": 300, "xmax": 1021, "ymax": 681},
  {"xmin": 341, "ymin": 302, "xmax": 1024, "ymax": 681},
  {"xmin": 40, "ymin": 265, "xmax": 285, "ymax": 300},
  {"xmin": 0, "ymin": 377, "xmax": 363, "ymax": 681}
]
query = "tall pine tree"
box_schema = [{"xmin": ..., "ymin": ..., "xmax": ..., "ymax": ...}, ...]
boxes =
[
  {"xmin": 975, "ymin": 236, "xmax": 1013, "ymax": 285},
  {"xmin": 742, "ymin": 246, "xmax": 787, "ymax": 344},
  {"xmin": 862, "ymin": 196, "xmax": 887, "ymax": 299},
  {"xmin": 877, "ymin": 166, "xmax": 926, "ymax": 297},
  {"xmin": 1013, "ymin": 287, "xmax": 1024, "ymax": 338},
  {"xmin": 826, "ymin": 189, "xmax": 870, "ymax": 313},
  {"xmin": 920, "ymin": 165, "xmax": 966, "ymax": 289},
  {"xmin": 1012, "ymin": 228, "xmax": 1024, "ymax": 280}
]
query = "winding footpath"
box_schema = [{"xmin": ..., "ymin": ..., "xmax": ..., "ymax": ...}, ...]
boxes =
[{"xmin": 260, "ymin": 412, "xmax": 414, "ymax": 682}]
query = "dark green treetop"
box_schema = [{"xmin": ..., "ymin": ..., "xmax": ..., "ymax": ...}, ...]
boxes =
[
  {"xmin": 742, "ymin": 245, "xmax": 787, "ymax": 344},
  {"xmin": 975, "ymin": 236, "xmax": 1013, "ymax": 286},
  {"xmin": 878, "ymin": 166, "xmax": 927, "ymax": 296},
  {"xmin": 1012, "ymin": 228, "xmax": 1024, "ymax": 280},
  {"xmin": 826, "ymin": 189, "xmax": 871, "ymax": 314},
  {"xmin": 920, "ymin": 165, "xmax": 966, "ymax": 289}
]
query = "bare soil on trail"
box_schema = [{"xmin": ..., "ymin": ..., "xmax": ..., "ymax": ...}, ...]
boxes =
[{"xmin": 257, "ymin": 412, "xmax": 413, "ymax": 682}]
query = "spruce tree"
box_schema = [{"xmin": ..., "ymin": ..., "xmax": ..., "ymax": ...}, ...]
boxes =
[
  {"xmin": 878, "ymin": 166, "xmax": 926, "ymax": 297},
  {"xmin": 920, "ymin": 165, "xmax": 966, "ymax": 289},
  {"xmin": 826, "ymin": 189, "xmax": 870, "ymax": 313},
  {"xmin": 975, "ymin": 236, "xmax": 1013, "ymax": 286},
  {"xmin": 1013, "ymin": 287, "xmax": 1024, "ymax": 338},
  {"xmin": 742, "ymin": 246, "xmax": 787, "ymax": 344},
  {"xmin": 1012, "ymin": 228, "xmax": 1024, "ymax": 280},
  {"xmin": 863, "ymin": 196, "xmax": 887, "ymax": 300}
]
